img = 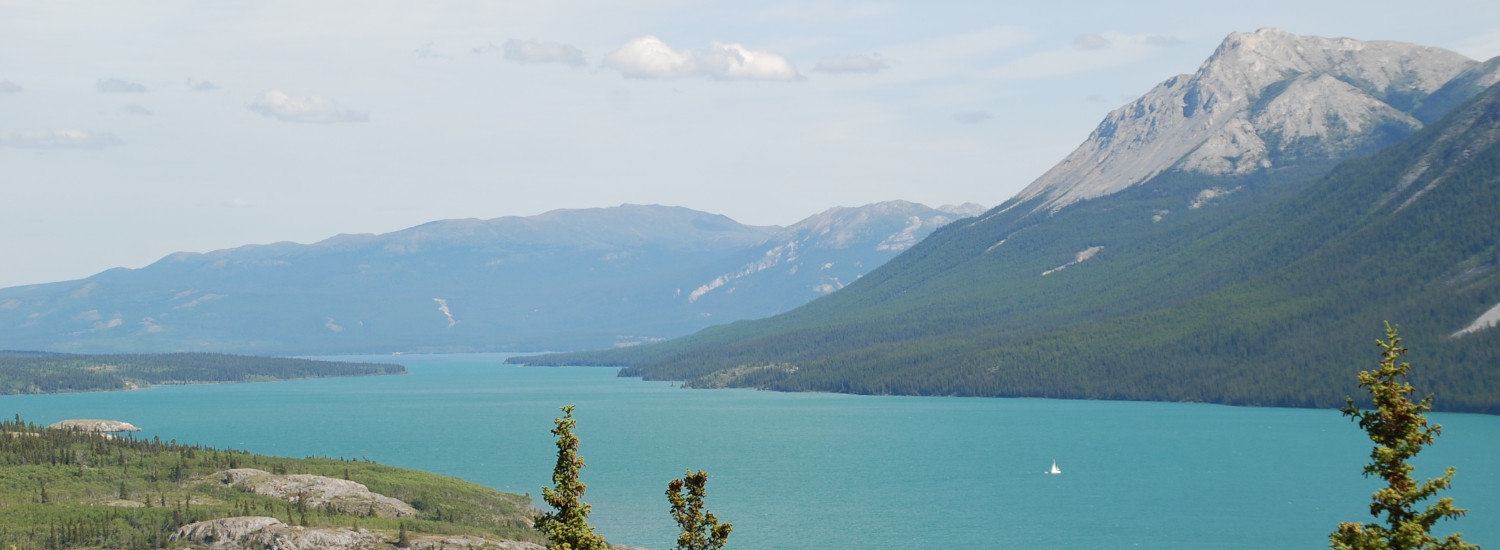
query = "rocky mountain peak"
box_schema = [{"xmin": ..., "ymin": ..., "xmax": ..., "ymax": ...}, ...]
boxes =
[{"xmin": 1009, "ymin": 28, "xmax": 1482, "ymax": 213}]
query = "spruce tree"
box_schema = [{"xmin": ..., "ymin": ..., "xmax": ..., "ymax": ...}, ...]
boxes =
[
  {"xmin": 667, "ymin": 470, "xmax": 732, "ymax": 550},
  {"xmin": 1329, "ymin": 323, "xmax": 1477, "ymax": 550},
  {"xmin": 535, "ymin": 405, "xmax": 609, "ymax": 550}
]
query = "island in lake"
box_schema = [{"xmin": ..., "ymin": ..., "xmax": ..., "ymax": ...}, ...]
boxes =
[{"xmin": 0, "ymin": 351, "xmax": 405, "ymax": 394}]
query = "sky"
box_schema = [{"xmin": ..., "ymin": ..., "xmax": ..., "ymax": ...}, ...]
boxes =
[{"xmin": 3, "ymin": 1, "xmax": 1500, "ymax": 289}]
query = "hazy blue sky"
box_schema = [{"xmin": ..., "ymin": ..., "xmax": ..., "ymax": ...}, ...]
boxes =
[{"xmin": 3, "ymin": 0, "xmax": 1499, "ymax": 288}]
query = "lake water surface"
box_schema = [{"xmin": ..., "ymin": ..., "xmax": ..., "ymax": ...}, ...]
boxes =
[{"xmin": 2, "ymin": 353, "xmax": 1496, "ymax": 549}]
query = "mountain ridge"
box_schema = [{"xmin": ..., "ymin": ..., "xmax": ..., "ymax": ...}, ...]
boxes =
[
  {"xmin": 0, "ymin": 201, "xmax": 978, "ymax": 355},
  {"xmin": 1011, "ymin": 28, "xmax": 1495, "ymax": 213},
  {"xmin": 513, "ymin": 32, "xmax": 1500, "ymax": 413}
]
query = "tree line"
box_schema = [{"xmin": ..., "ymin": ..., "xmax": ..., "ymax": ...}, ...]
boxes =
[{"xmin": 0, "ymin": 352, "xmax": 405, "ymax": 394}]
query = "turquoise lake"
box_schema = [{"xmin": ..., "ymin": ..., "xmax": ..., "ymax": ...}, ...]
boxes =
[{"xmin": 2, "ymin": 353, "xmax": 1496, "ymax": 549}]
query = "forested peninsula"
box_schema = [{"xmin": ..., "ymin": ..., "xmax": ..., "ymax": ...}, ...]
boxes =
[
  {"xmin": 0, "ymin": 352, "xmax": 404, "ymax": 394},
  {"xmin": 0, "ymin": 417, "xmax": 541, "ymax": 548}
]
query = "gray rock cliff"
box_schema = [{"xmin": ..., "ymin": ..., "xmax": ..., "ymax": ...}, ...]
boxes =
[{"xmin": 1011, "ymin": 28, "xmax": 1490, "ymax": 212}]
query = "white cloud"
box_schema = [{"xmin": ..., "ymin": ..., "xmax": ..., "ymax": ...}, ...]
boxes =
[
  {"xmin": 188, "ymin": 78, "xmax": 218, "ymax": 91},
  {"xmin": 248, "ymin": 90, "xmax": 369, "ymax": 124},
  {"xmin": 123, "ymin": 104, "xmax": 154, "ymax": 116},
  {"xmin": 603, "ymin": 36, "xmax": 801, "ymax": 81},
  {"xmin": 504, "ymin": 39, "xmax": 587, "ymax": 66},
  {"xmin": 0, "ymin": 129, "xmax": 121, "ymax": 149},
  {"xmin": 413, "ymin": 41, "xmax": 452, "ymax": 58},
  {"xmin": 813, "ymin": 54, "xmax": 889, "ymax": 74},
  {"xmin": 97, "ymin": 78, "xmax": 148, "ymax": 93},
  {"xmin": 0, "ymin": 80, "xmax": 20, "ymax": 93}
]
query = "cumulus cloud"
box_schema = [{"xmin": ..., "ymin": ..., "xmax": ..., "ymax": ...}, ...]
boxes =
[
  {"xmin": 122, "ymin": 104, "xmax": 154, "ymax": 116},
  {"xmin": 0, "ymin": 80, "xmax": 20, "ymax": 93},
  {"xmin": 603, "ymin": 36, "xmax": 800, "ymax": 81},
  {"xmin": 97, "ymin": 78, "xmax": 148, "ymax": 93},
  {"xmin": 188, "ymin": 78, "xmax": 218, "ymax": 91},
  {"xmin": 504, "ymin": 39, "xmax": 587, "ymax": 66},
  {"xmin": 248, "ymin": 90, "xmax": 369, "ymax": 124},
  {"xmin": 813, "ymin": 54, "xmax": 889, "ymax": 74},
  {"xmin": 953, "ymin": 111, "xmax": 993, "ymax": 124},
  {"xmin": 0, "ymin": 129, "xmax": 121, "ymax": 149}
]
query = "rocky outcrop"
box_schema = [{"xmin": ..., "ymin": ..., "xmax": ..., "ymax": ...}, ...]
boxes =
[
  {"xmin": 172, "ymin": 517, "xmax": 284, "ymax": 544},
  {"xmin": 210, "ymin": 469, "xmax": 417, "ymax": 518},
  {"xmin": 170, "ymin": 517, "xmax": 385, "ymax": 549},
  {"xmin": 169, "ymin": 517, "xmax": 544, "ymax": 550},
  {"xmin": 1011, "ymin": 28, "xmax": 1484, "ymax": 213},
  {"xmin": 48, "ymin": 419, "xmax": 140, "ymax": 432},
  {"xmin": 407, "ymin": 536, "xmax": 545, "ymax": 549}
]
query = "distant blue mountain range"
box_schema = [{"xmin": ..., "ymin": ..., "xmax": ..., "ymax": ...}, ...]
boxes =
[{"xmin": 0, "ymin": 201, "xmax": 981, "ymax": 355}]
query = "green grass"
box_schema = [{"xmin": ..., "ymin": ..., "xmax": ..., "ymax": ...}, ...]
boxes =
[{"xmin": 0, "ymin": 417, "xmax": 541, "ymax": 549}]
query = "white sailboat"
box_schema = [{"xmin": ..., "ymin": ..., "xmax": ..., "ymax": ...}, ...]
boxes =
[{"xmin": 1047, "ymin": 460, "xmax": 1062, "ymax": 475}]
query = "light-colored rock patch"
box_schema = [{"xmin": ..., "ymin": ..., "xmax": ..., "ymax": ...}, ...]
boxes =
[
  {"xmin": 211, "ymin": 469, "xmax": 417, "ymax": 518},
  {"xmin": 171, "ymin": 517, "xmax": 386, "ymax": 549},
  {"xmin": 49, "ymin": 419, "xmax": 141, "ymax": 432},
  {"xmin": 408, "ymin": 535, "xmax": 545, "ymax": 549},
  {"xmin": 1041, "ymin": 246, "xmax": 1105, "ymax": 277},
  {"xmin": 171, "ymin": 517, "xmax": 545, "ymax": 550},
  {"xmin": 1452, "ymin": 302, "xmax": 1500, "ymax": 338},
  {"xmin": 171, "ymin": 517, "xmax": 286, "ymax": 544},
  {"xmin": 1189, "ymin": 186, "xmax": 1241, "ymax": 209}
]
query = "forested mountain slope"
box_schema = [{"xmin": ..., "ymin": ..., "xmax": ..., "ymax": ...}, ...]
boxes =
[{"xmin": 517, "ymin": 45, "xmax": 1500, "ymax": 413}]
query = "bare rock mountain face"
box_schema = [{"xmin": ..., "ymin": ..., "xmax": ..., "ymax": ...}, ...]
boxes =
[{"xmin": 1012, "ymin": 28, "xmax": 1500, "ymax": 212}]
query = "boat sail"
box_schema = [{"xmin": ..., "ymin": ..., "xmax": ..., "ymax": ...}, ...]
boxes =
[{"xmin": 1047, "ymin": 460, "xmax": 1062, "ymax": 475}]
